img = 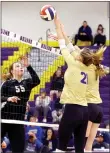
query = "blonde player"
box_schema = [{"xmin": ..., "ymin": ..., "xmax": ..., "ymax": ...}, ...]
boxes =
[
  {"xmin": 54, "ymin": 15, "xmax": 93, "ymax": 153},
  {"xmin": 59, "ymin": 23, "xmax": 109, "ymax": 151},
  {"xmin": 84, "ymin": 48, "xmax": 109, "ymax": 151}
]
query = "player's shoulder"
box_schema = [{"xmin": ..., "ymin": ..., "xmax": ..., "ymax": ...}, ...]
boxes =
[{"xmin": 1, "ymin": 79, "xmax": 11, "ymax": 86}]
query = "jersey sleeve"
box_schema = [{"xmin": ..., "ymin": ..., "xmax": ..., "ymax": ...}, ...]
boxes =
[
  {"xmin": 1, "ymin": 81, "xmax": 9, "ymax": 103},
  {"xmin": 66, "ymin": 43, "xmax": 81, "ymax": 59},
  {"xmin": 61, "ymin": 48, "xmax": 76, "ymax": 66},
  {"xmin": 26, "ymin": 65, "xmax": 40, "ymax": 89}
]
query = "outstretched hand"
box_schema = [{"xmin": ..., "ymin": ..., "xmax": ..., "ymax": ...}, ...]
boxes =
[
  {"xmin": 7, "ymin": 96, "xmax": 20, "ymax": 103},
  {"xmin": 20, "ymin": 56, "xmax": 30, "ymax": 67}
]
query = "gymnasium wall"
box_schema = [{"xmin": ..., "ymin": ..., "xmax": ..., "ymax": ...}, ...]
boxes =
[{"xmin": 2, "ymin": 2, "xmax": 109, "ymax": 40}]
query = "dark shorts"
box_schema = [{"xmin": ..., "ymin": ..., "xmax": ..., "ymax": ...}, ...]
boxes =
[
  {"xmin": 58, "ymin": 104, "xmax": 88, "ymax": 152},
  {"xmin": 88, "ymin": 103, "xmax": 103, "ymax": 124}
]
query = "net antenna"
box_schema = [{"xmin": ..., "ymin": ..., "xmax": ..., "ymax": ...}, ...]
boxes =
[
  {"xmin": 46, "ymin": 28, "xmax": 51, "ymax": 46},
  {"xmin": 37, "ymin": 37, "xmax": 43, "ymax": 62}
]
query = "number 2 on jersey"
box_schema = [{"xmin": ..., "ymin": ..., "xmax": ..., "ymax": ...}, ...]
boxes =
[{"xmin": 80, "ymin": 72, "xmax": 88, "ymax": 84}]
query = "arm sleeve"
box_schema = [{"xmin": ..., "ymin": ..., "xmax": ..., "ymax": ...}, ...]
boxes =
[
  {"xmin": 67, "ymin": 43, "xmax": 81, "ymax": 58},
  {"xmin": 26, "ymin": 65, "xmax": 40, "ymax": 89},
  {"xmin": 58, "ymin": 39, "xmax": 76, "ymax": 66},
  {"xmin": 1, "ymin": 82, "xmax": 9, "ymax": 103},
  {"xmin": 61, "ymin": 48, "xmax": 76, "ymax": 66},
  {"xmin": 86, "ymin": 27, "xmax": 92, "ymax": 36},
  {"xmin": 78, "ymin": 27, "xmax": 82, "ymax": 34}
]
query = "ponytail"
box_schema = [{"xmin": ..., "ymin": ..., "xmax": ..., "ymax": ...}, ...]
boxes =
[
  {"xmin": 2, "ymin": 63, "xmax": 14, "ymax": 81},
  {"xmin": 2, "ymin": 73, "xmax": 12, "ymax": 81},
  {"xmin": 92, "ymin": 52, "xmax": 106, "ymax": 80}
]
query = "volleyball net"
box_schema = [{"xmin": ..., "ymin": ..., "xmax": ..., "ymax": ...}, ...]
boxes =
[
  {"xmin": 1, "ymin": 29, "xmax": 110, "ymax": 152},
  {"xmin": 1, "ymin": 29, "xmax": 109, "ymax": 129}
]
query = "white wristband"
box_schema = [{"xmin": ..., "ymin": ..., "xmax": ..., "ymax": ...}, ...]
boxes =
[
  {"xmin": 67, "ymin": 43, "xmax": 76, "ymax": 53},
  {"xmin": 58, "ymin": 39, "xmax": 66, "ymax": 50}
]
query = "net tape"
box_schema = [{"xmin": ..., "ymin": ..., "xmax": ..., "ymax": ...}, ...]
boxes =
[
  {"xmin": 1, "ymin": 119, "xmax": 109, "ymax": 132},
  {"xmin": 1, "ymin": 29, "xmax": 61, "ymax": 56}
]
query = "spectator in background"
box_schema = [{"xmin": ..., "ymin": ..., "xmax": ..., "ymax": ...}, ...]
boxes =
[
  {"xmin": 100, "ymin": 120, "xmax": 110, "ymax": 145},
  {"xmin": 92, "ymin": 133, "xmax": 109, "ymax": 150},
  {"xmin": 1, "ymin": 136, "xmax": 10, "ymax": 153},
  {"xmin": 74, "ymin": 21, "xmax": 93, "ymax": 45},
  {"xmin": 52, "ymin": 90, "xmax": 64, "ymax": 123},
  {"xmin": 35, "ymin": 90, "xmax": 51, "ymax": 123},
  {"xmin": 25, "ymin": 116, "xmax": 43, "ymax": 152},
  {"xmin": 94, "ymin": 24, "xmax": 106, "ymax": 46},
  {"xmin": 25, "ymin": 103, "xmax": 33, "ymax": 121},
  {"xmin": 50, "ymin": 67, "xmax": 64, "ymax": 100},
  {"xmin": 43, "ymin": 128, "xmax": 57, "ymax": 152},
  {"xmin": 104, "ymin": 120, "xmax": 109, "ymax": 129}
]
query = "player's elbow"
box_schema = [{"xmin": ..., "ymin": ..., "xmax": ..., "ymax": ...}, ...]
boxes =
[
  {"xmin": 33, "ymin": 78, "xmax": 40, "ymax": 87},
  {"xmin": 37, "ymin": 78, "xmax": 40, "ymax": 85}
]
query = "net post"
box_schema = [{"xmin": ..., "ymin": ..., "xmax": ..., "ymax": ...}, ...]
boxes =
[{"xmin": 46, "ymin": 29, "xmax": 51, "ymax": 46}]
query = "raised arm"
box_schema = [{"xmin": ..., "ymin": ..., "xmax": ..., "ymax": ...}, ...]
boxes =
[
  {"xmin": 54, "ymin": 15, "xmax": 75, "ymax": 65},
  {"xmin": 20, "ymin": 56, "xmax": 40, "ymax": 89},
  {"xmin": 27, "ymin": 65, "xmax": 40, "ymax": 87},
  {"xmin": 59, "ymin": 21, "xmax": 82, "ymax": 57}
]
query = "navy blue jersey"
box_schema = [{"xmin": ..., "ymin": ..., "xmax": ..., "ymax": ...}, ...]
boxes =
[{"xmin": 1, "ymin": 65, "xmax": 40, "ymax": 120}]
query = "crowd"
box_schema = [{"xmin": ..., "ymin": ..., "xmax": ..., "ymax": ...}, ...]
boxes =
[
  {"xmin": 1, "ymin": 66, "xmax": 110, "ymax": 152},
  {"xmin": 73, "ymin": 21, "xmax": 106, "ymax": 46}
]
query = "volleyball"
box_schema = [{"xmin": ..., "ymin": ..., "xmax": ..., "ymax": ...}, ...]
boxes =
[{"xmin": 40, "ymin": 5, "xmax": 56, "ymax": 21}]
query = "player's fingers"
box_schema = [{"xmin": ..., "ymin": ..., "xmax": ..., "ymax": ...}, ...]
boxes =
[
  {"xmin": 14, "ymin": 96, "xmax": 20, "ymax": 100},
  {"xmin": 20, "ymin": 55, "xmax": 27, "ymax": 61},
  {"xmin": 11, "ymin": 99, "xmax": 15, "ymax": 102},
  {"xmin": 12, "ymin": 97, "xmax": 18, "ymax": 103}
]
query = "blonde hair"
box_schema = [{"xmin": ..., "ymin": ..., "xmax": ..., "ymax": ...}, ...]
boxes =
[
  {"xmin": 92, "ymin": 46, "xmax": 107, "ymax": 79},
  {"xmin": 2, "ymin": 62, "xmax": 20, "ymax": 81},
  {"xmin": 80, "ymin": 48, "xmax": 93, "ymax": 66}
]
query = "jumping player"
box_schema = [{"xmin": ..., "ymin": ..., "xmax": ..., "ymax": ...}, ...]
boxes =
[
  {"xmin": 60, "ymin": 23, "xmax": 109, "ymax": 151},
  {"xmin": 1, "ymin": 56, "xmax": 40, "ymax": 153},
  {"xmin": 54, "ymin": 14, "xmax": 93, "ymax": 153},
  {"xmin": 85, "ymin": 48, "xmax": 109, "ymax": 151}
]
